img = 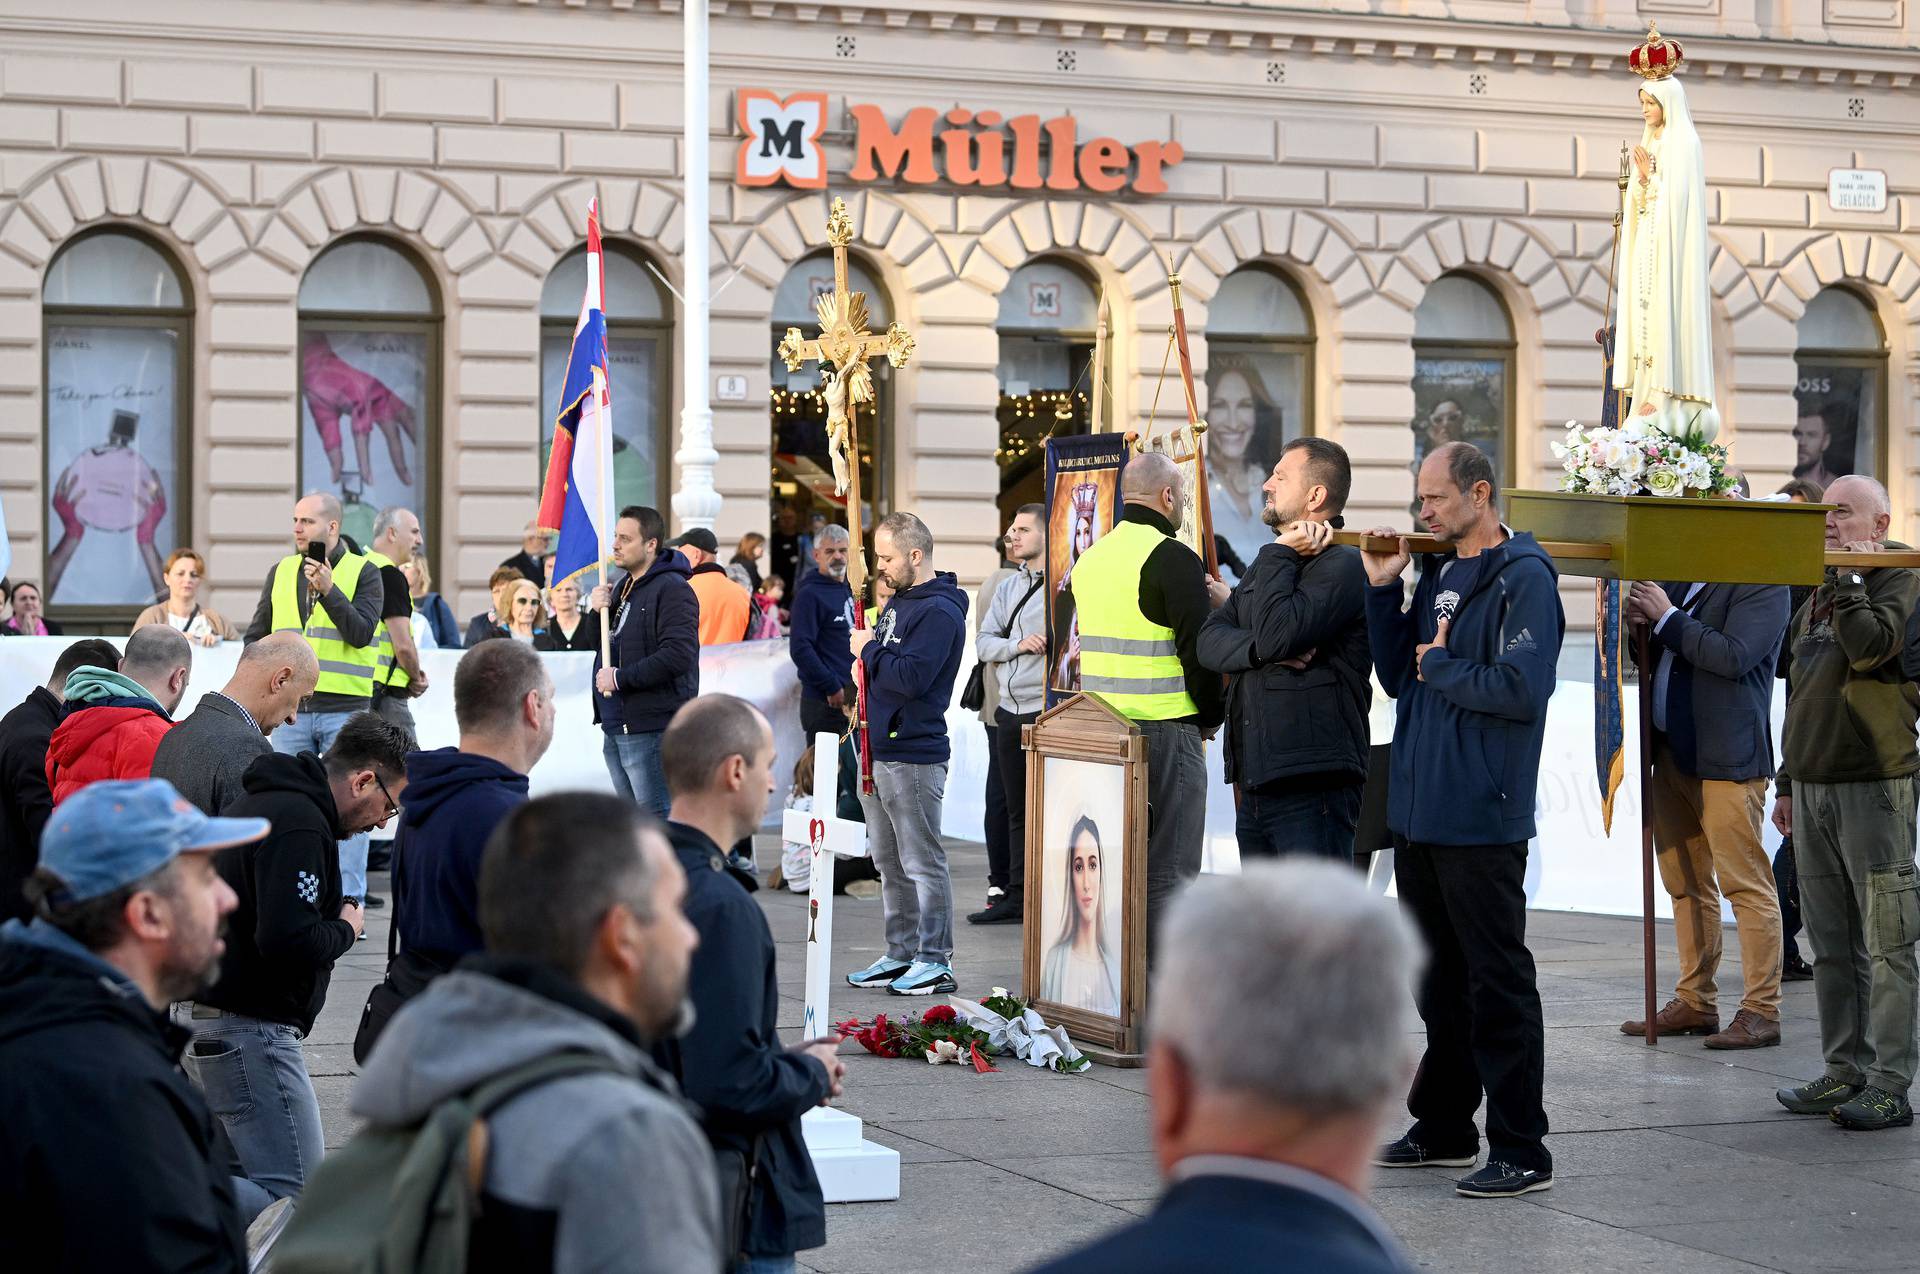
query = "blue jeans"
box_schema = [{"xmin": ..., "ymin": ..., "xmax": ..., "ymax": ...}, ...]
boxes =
[
  {"xmin": 733, "ymin": 1258, "xmax": 796, "ymax": 1274},
  {"xmin": 603, "ymin": 730, "xmax": 669, "ymax": 819},
  {"xmin": 174, "ymin": 1007, "xmax": 324, "ymax": 1216},
  {"xmin": 274, "ymin": 709, "xmax": 370, "ymax": 898},
  {"xmin": 1236, "ymin": 782, "xmax": 1365, "ymax": 864},
  {"xmin": 859, "ymin": 760, "xmax": 953, "ymax": 965}
]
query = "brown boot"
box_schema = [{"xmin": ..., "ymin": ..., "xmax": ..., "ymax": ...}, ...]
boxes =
[
  {"xmin": 1621, "ymin": 998, "xmax": 1719, "ymax": 1037},
  {"xmin": 1704, "ymin": 1009, "xmax": 1782, "ymax": 1050}
]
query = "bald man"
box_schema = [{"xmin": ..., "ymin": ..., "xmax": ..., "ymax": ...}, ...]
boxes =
[
  {"xmin": 1772, "ymin": 475, "xmax": 1920, "ymax": 1130},
  {"xmin": 154, "ymin": 633, "xmax": 321, "ymax": 815},
  {"xmin": 244, "ymin": 490, "xmax": 388, "ymax": 903},
  {"xmin": 1068, "ymin": 450, "xmax": 1228, "ymax": 966}
]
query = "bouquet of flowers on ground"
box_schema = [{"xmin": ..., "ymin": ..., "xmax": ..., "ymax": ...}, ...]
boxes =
[
  {"xmin": 836, "ymin": 1004, "xmax": 1000, "ymax": 1073},
  {"xmin": 1552, "ymin": 403, "xmax": 1735, "ymax": 498}
]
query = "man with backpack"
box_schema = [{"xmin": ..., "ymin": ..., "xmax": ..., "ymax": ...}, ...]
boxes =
[{"xmin": 275, "ymin": 792, "xmax": 720, "ymax": 1272}]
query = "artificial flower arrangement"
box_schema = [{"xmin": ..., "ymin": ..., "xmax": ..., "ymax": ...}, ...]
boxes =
[
  {"xmin": 837, "ymin": 989, "xmax": 1091, "ymax": 1075},
  {"xmin": 1552, "ymin": 402, "xmax": 1737, "ymax": 498}
]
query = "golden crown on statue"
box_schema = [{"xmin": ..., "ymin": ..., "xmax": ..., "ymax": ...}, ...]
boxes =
[{"xmin": 1628, "ymin": 22, "xmax": 1684, "ymax": 80}]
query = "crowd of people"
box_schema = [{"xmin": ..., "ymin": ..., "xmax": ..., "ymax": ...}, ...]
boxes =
[{"xmin": 0, "ymin": 436, "xmax": 1913, "ymax": 1270}]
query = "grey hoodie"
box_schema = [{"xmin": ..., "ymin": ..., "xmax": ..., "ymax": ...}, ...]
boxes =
[
  {"xmin": 975, "ymin": 564, "xmax": 1048, "ymax": 716},
  {"xmin": 354, "ymin": 967, "xmax": 722, "ymax": 1274}
]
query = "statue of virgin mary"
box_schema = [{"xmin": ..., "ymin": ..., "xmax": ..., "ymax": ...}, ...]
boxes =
[{"xmin": 1611, "ymin": 48, "xmax": 1717, "ymax": 422}]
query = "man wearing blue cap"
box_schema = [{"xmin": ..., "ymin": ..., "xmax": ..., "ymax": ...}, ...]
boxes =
[{"xmin": 0, "ymin": 778, "xmax": 261, "ymax": 1270}]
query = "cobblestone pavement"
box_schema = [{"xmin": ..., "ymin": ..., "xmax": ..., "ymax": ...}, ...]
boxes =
[{"xmin": 311, "ymin": 839, "xmax": 1917, "ymax": 1274}]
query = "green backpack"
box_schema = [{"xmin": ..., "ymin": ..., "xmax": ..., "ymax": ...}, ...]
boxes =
[{"xmin": 267, "ymin": 1052, "xmax": 622, "ymax": 1273}]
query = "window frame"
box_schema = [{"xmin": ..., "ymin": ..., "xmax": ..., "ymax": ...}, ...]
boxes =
[
  {"xmin": 39, "ymin": 226, "xmax": 194, "ymax": 628},
  {"xmin": 1411, "ymin": 273, "xmax": 1518, "ymax": 488},
  {"xmin": 1795, "ymin": 284, "xmax": 1890, "ymax": 484},
  {"xmin": 539, "ymin": 240, "xmax": 675, "ymax": 513},
  {"xmin": 295, "ymin": 234, "xmax": 442, "ymax": 574},
  {"xmin": 1206, "ymin": 263, "xmax": 1318, "ymax": 440},
  {"xmin": 996, "ymin": 255, "xmax": 1106, "ymax": 531}
]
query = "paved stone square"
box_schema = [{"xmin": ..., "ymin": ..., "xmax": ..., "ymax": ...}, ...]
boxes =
[{"xmin": 312, "ymin": 839, "xmax": 1920, "ymax": 1273}]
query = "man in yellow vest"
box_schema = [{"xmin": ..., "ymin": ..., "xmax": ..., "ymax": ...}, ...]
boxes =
[
  {"xmin": 244, "ymin": 491, "xmax": 386, "ymax": 908},
  {"xmin": 367, "ymin": 505, "xmax": 428, "ymax": 736},
  {"xmin": 1070, "ymin": 451, "xmax": 1227, "ymax": 964}
]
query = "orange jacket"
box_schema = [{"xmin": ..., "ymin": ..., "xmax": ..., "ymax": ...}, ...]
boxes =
[{"xmin": 688, "ymin": 566, "xmax": 751, "ymax": 646}]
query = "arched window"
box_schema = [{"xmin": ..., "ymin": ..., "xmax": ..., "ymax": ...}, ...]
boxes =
[
  {"xmin": 1794, "ymin": 285, "xmax": 1887, "ymax": 487},
  {"xmin": 1206, "ymin": 265, "xmax": 1314, "ymax": 579},
  {"xmin": 1410, "ymin": 272, "xmax": 1514, "ymax": 507},
  {"xmin": 298, "ymin": 236, "xmax": 439, "ymax": 552},
  {"xmin": 41, "ymin": 229, "xmax": 191, "ymax": 614},
  {"xmin": 997, "ymin": 258, "xmax": 1101, "ymax": 530},
  {"xmin": 767, "ymin": 251, "xmax": 893, "ymax": 587},
  {"xmin": 540, "ymin": 243, "xmax": 672, "ymax": 515}
]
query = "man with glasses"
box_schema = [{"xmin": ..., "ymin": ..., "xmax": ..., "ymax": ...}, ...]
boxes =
[{"xmin": 174, "ymin": 711, "xmax": 410, "ymax": 1212}]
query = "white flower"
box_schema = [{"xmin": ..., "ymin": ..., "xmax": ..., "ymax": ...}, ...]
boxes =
[
  {"xmin": 1645, "ymin": 465, "xmax": 1684, "ymax": 498},
  {"xmin": 1677, "ymin": 451, "xmax": 1712, "ymax": 488},
  {"xmin": 1599, "ymin": 437, "xmax": 1644, "ymax": 478},
  {"xmin": 925, "ymin": 1039, "xmax": 962, "ymax": 1065},
  {"xmin": 990, "ymin": 987, "xmax": 1009, "ymax": 999},
  {"xmin": 1620, "ymin": 417, "xmax": 1651, "ymax": 443}
]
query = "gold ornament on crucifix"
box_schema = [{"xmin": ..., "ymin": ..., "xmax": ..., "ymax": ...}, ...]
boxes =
[{"xmin": 776, "ymin": 199, "xmax": 915, "ymax": 581}]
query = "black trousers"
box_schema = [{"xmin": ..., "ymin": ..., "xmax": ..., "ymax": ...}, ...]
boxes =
[
  {"xmin": 1396, "ymin": 838, "xmax": 1551, "ymax": 1173},
  {"xmin": 991, "ymin": 708, "xmax": 1040, "ymax": 902},
  {"xmin": 799, "ymin": 693, "xmax": 848, "ymax": 741},
  {"xmin": 983, "ymin": 723, "xmax": 1009, "ymax": 890},
  {"xmin": 1774, "ymin": 835, "xmax": 1804, "ymax": 964}
]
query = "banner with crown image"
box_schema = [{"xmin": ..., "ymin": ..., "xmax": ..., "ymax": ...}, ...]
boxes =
[{"xmin": 1042, "ymin": 433, "xmax": 1130, "ymax": 706}]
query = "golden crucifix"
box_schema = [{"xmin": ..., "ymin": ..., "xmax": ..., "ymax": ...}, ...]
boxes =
[{"xmin": 776, "ymin": 196, "xmax": 914, "ymax": 594}]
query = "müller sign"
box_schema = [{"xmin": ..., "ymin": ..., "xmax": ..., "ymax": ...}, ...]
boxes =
[{"xmin": 736, "ymin": 89, "xmax": 1184, "ymax": 196}]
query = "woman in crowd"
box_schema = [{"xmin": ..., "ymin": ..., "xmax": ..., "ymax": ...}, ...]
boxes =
[
  {"xmin": 402, "ymin": 554, "xmax": 462, "ymax": 650},
  {"xmin": 463, "ymin": 566, "xmax": 524, "ymax": 647},
  {"xmin": 535, "ymin": 578, "xmax": 597, "ymax": 652},
  {"xmin": 132, "ymin": 549, "xmax": 238, "ymax": 646},
  {"xmin": 1039, "ymin": 815, "xmax": 1121, "ymax": 1017},
  {"xmin": 503, "ymin": 579, "xmax": 547, "ymax": 645},
  {"xmin": 1205, "ymin": 358, "xmax": 1283, "ymax": 584},
  {"xmin": 0, "ymin": 581, "xmax": 61, "ymax": 636},
  {"xmin": 731, "ymin": 531, "xmax": 767, "ymax": 594}
]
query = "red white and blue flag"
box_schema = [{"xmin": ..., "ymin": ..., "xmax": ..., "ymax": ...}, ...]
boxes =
[{"xmin": 537, "ymin": 199, "xmax": 615, "ymax": 592}]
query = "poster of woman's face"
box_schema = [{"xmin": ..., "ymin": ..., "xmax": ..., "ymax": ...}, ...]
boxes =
[{"xmin": 1038, "ymin": 757, "xmax": 1125, "ymax": 1020}]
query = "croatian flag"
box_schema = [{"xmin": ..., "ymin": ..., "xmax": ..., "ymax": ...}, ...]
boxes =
[{"xmin": 537, "ymin": 199, "xmax": 615, "ymax": 592}]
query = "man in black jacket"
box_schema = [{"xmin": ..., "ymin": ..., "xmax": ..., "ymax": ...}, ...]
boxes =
[
  {"xmin": 589, "ymin": 504, "xmax": 700, "ymax": 819},
  {"xmin": 0, "ymin": 777, "xmax": 255, "ymax": 1267},
  {"xmin": 0, "ymin": 637, "xmax": 118, "ymax": 919},
  {"xmin": 657, "ymin": 694, "xmax": 845, "ymax": 1271},
  {"xmin": 175, "ymin": 711, "xmax": 410, "ymax": 1209},
  {"xmin": 1199, "ymin": 438, "xmax": 1371, "ymax": 862},
  {"xmin": 152, "ymin": 632, "xmax": 318, "ymax": 815}
]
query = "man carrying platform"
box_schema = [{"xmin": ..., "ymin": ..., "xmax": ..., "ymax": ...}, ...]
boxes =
[{"xmin": 1069, "ymin": 451, "xmax": 1227, "ymax": 964}]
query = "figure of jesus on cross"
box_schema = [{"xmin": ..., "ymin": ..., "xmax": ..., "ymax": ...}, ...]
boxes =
[{"xmin": 777, "ymin": 196, "xmax": 915, "ymax": 791}]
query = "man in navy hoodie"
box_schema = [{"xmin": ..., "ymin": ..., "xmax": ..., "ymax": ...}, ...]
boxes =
[
  {"xmin": 396, "ymin": 639, "xmax": 556, "ymax": 968},
  {"xmin": 589, "ymin": 505, "xmax": 700, "ymax": 818},
  {"xmin": 789, "ymin": 524, "xmax": 856, "ymax": 739},
  {"xmin": 1362, "ymin": 441, "xmax": 1563, "ymax": 1200},
  {"xmin": 845, "ymin": 512, "xmax": 969, "ymax": 997}
]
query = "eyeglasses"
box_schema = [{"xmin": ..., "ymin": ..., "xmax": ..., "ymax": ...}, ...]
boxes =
[
  {"xmin": 514, "ymin": 598, "xmax": 541, "ymax": 607},
  {"xmin": 373, "ymin": 772, "xmax": 400, "ymax": 823}
]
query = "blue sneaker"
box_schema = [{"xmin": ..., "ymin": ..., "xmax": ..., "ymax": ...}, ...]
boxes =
[
  {"xmin": 887, "ymin": 961, "xmax": 958, "ymax": 996},
  {"xmin": 846, "ymin": 957, "xmax": 910, "ymax": 988}
]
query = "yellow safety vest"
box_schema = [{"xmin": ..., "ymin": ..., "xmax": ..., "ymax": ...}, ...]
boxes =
[
  {"xmin": 1069, "ymin": 519, "xmax": 1198, "ymax": 721},
  {"xmin": 363, "ymin": 549, "xmax": 409, "ymax": 692},
  {"xmin": 269, "ymin": 548, "xmax": 379, "ymax": 700}
]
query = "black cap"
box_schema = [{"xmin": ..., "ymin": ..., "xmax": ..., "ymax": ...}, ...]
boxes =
[{"xmin": 671, "ymin": 527, "xmax": 720, "ymax": 554}]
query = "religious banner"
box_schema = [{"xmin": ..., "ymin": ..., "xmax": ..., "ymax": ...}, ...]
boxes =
[
  {"xmin": 1043, "ymin": 432, "xmax": 1128, "ymax": 704},
  {"xmin": 1594, "ymin": 580, "xmax": 1625, "ymax": 835}
]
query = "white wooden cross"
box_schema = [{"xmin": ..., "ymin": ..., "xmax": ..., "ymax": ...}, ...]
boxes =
[
  {"xmin": 781, "ymin": 730, "xmax": 898, "ymax": 1203},
  {"xmin": 780, "ymin": 732, "xmax": 868, "ymax": 1044}
]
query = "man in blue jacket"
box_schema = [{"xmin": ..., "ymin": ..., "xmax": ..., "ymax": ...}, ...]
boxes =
[
  {"xmin": 789, "ymin": 525, "xmax": 856, "ymax": 739},
  {"xmin": 845, "ymin": 512, "xmax": 970, "ymax": 997},
  {"xmin": 589, "ymin": 505, "xmax": 700, "ymax": 818},
  {"xmin": 656, "ymin": 694, "xmax": 845, "ymax": 1273},
  {"xmin": 1361, "ymin": 441, "xmax": 1562, "ymax": 1200},
  {"xmin": 1620, "ymin": 578, "xmax": 1788, "ymax": 1049}
]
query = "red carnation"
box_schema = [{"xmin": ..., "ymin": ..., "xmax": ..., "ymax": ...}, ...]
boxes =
[{"xmin": 922, "ymin": 1005, "xmax": 958, "ymax": 1025}]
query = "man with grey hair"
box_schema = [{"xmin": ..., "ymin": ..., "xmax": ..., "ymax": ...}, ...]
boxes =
[
  {"xmin": 1068, "ymin": 450, "xmax": 1228, "ymax": 964},
  {"xmin": 1771, "ymin": 473, "xmax": 1920, "ymax": 1130},
  {"xmin": 791, "ymin": 523, "xmax": 857, "ymax": 737},
  {"xmin": 153, "ymin": 632, "xmax": 320, "ymax": 815},
  {"xmin": 367, "ymin": 505, "xmax": 428, "ymax": 734},
  {"xmin": 45, "ymin": 625, "xmax": 194, "ymax": 804},
  {"xmin": 244, "ymin": 490, "xmax": 385, "ymax": 905},
  {"xmin": 845, "ymin": 511, "xmax": 970, "ymax": 997},
  {"xmin": 1029, "ymin": 862, "xmax": 1420, "ymax": 1274}
]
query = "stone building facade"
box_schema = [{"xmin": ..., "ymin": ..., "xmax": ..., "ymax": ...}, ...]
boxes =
[{"xmin": 2, "ymin": 0, "xmax": 1917, "ymax": 621}]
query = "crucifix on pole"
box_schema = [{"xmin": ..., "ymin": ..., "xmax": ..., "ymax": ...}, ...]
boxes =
[{"xmin": 776, "ymin": 196, "xmax": 915, "ymax": 792}]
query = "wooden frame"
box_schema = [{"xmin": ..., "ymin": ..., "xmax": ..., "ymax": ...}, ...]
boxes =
[{"xmin": 1021, "ymin": 692, "xmax": 1149, "ymax": 1056}]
